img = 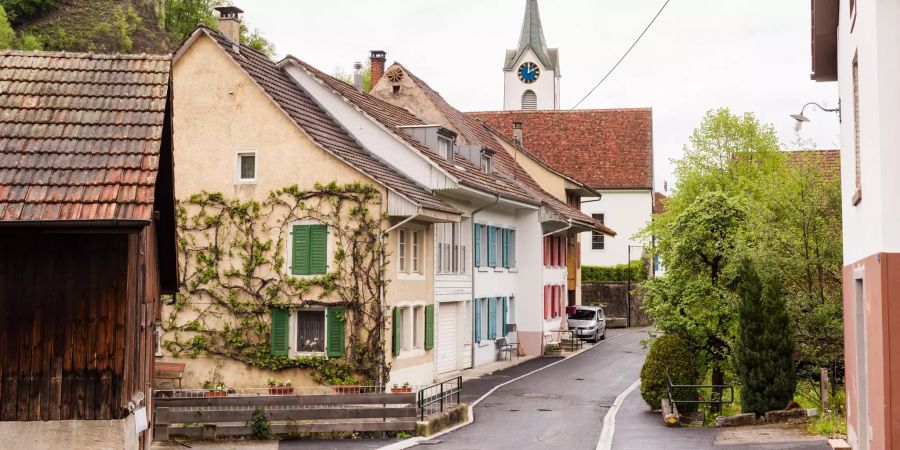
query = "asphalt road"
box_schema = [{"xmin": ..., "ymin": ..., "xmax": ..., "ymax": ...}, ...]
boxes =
[{"xmin": 421, "ymin": 328, "xmax": 650, "ymax": 450}]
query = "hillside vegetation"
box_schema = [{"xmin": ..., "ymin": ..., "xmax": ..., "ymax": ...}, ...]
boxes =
[{"xmin": 0, "ymin": 0, "xmax": 273, "ymax": 55}]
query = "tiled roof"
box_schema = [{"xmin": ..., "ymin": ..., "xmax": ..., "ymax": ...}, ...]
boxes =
[
  {"xmin": 193, "ymin": 28, "xmax": 458, "ymax": 215},
  {"xmin": 470, "ymin": 109, "xmax": 653, "ymax": 190},
  {"xmin": 285, "ymin": 57, "xmax": 540, "ymax": 206},
  {"xmin": 0, "ymin": 50, "xmax": 170, "ymax": 222},
  {"xmin": 391, "ymin": 64, "xmax": 614, "ymax": 235},
  {"xmin": 653, "ymin": 192, "xmax": 666, "ymax": 215},
  {"xmin": 784, "ymin": 149, "xmax": 840, "ymax": 178}
]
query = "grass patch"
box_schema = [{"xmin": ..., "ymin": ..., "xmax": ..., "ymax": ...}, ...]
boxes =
[{"xmin": 808, "ymin": 413, "xmax": 847, "ymax": 438}]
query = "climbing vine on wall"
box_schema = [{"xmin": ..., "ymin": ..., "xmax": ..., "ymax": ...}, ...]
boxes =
[{"xmin": 162, "ymin": 182, "xmax": 389, "ymax": 384}]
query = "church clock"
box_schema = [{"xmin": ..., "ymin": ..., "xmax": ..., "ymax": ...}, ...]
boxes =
[{"xmin": 517, "ymin": 62, "xmax": 540, "ymax": 84}]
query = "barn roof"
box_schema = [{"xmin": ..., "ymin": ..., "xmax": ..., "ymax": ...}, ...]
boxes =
[{"xmin": 0, "ymin": 50, "xmax": 172, "ymax": 223}]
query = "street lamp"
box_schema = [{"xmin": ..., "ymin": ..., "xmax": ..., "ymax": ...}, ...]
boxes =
[
  {"xmin": 791, "ymin": 101, "xmax": 840, "ymax": 131},
  {"xmin": 626, "ymin": 245, "xmax": 645, "ymax": 328}
]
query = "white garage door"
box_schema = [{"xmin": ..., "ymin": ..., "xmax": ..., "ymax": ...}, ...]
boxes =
[{"xmin": 437, "ymin": 302, "xmax": 459, "ymax": 374}]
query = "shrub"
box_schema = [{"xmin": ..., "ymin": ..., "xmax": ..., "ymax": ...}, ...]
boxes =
[
  {"xmin": 733, "ymin": 259, "xmax": 796, "ymax": 416},
  {"xmin": 247, "ymin": 408, "xmax": 271, "ymax": 440},
  {"xmin": 582, "ymin": 261, "xmax": 647, "ymax": 282},
  {"xmin": 640, "ymin": 334, "xmax": 700, "ymax": 411}
]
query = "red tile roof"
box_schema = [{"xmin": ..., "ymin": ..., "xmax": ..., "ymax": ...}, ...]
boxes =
[
  {"xmin": 653, "ymin": 192, "xmax": 667, "ymax": 214},
  {"xmin": 190, "ymin": 28, "xmax": 458, "ymax": 215},
  {"xmin": 784, "ymin": 149, "xmax": 840, "ymax": 178},
  {"xmin": 0, "ymin": 50, "xmax": 171, "ymax": 222},
  {"xmin": 469, "ymin": 109, "xmax": 654, "ymax": 190}
]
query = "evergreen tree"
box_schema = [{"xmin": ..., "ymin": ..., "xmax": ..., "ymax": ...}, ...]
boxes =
[{"xmin": 733, "ymin": 258, "xmax": 797, "ymax": 415}]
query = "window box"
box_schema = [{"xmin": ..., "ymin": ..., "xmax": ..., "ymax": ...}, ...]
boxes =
[
  {"xmin": 333, "ymin": 385, "xmax": 362, "ymax": 394},
  {"xmin": 204, "ymin": 390, "xmax": 227, "ymax": 398},
  {"xmin": 268, "ymin": 387, "xmax": 295, "ymax": 395}
]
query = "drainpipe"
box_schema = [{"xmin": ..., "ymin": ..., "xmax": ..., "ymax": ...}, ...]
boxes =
[
  {"xmin": 469, "ymin": 194, "xmax": 500, "ymax": 368},
  {"xmin": 378, "ymin": 205, "xmax": 421, "ymax": 387}
]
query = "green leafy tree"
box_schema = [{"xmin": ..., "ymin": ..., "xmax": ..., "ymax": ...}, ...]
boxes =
[
  {"xmin": 0, "ymin": 0, "xmax": 58, "ymax": 24},
  {"xmin": 239, "ymin": 24, "xmax": 275, "ymax": 58},
  {"xmin": 163, "ymin": 0, "xmax": 219, "ymax": 42},
  {"xmin": 333, "ymin": 62, "xmax": 372, "ymax": 93},
  {"xmin": 733, "ymin": 258, "xmax": 796, "ymax": 415},
  {"xmin": 640, "ymin": 334, "xmax": 700, "ymax": 411},
  {"xmin": 0, "ymin": 4, "xmax": 14, "ymax": 49}
]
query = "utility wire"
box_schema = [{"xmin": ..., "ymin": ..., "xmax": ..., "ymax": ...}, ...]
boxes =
[{"xmin": 570, "ymin": 0, "xmax": 672, "ymax": 110}]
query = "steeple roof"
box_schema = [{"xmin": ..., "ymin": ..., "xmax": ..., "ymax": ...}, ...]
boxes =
[{"xmin": 505, "ymin": 0, "xmax": 558, "ymax": 72}]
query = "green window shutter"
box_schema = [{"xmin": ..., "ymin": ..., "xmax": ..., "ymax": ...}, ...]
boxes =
[
  {"xmin": 326, "ymin": 307, "xmax": 345, "ymax": 358},
  {"xmin": 487, "ymin": 298, "xmax": 497, "ymax": 340},
  {"xmin": 474, "ymin": 299, "xmax": 481, "ymax": 343},
  {"xmin": 270, "ymin": 308, "xmax": 289, "ymax": 356},
  {"xmin": 487, "ymin": 227, "xmax": 496, "ymax": 267},
  {"xmin": 474, "ymin": 224, "xmax": 481, "ymax": 267},
  {"xmin": 424, "ymin": 304, "xmax": 435, "ymax": 350},
  {"xmin": 502, "ymin": 297, "xmax": 508, "ymax": 338},
  {"xmin": 392, "ymin": 307, "xmax": 402, "ymax": 356},
  {"xmin": 310, "ymin": 224, "xmax": 328, "ymax": 274},
  {"xmin": 292, "ymin": 225, "xmax": 311, "ymax": 275}
]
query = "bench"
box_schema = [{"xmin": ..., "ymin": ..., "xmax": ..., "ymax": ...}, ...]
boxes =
[{"xmin": 154, "ymin": 362, "xmax": 185, "ymax": 389}]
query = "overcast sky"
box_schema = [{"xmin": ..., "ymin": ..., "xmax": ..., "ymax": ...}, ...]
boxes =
[{"xmin": 243, "ymin": 0, "xmax": 839, "ymax": 192}]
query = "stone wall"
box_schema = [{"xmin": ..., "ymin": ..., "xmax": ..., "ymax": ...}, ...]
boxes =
[{"xmin": 581, "ymin": 281, "xmax": 651, "ymax": 327}]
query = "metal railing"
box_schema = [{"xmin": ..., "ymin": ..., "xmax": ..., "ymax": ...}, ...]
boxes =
[
  {"xmin": 417, "ymin": 376, "xmax": 462, "ymax": 421},
  {"xmin": 665, "ymin": 376, "xmax": 734, "ymax": 408}
]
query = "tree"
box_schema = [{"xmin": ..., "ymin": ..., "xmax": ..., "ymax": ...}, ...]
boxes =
[
  {"xmin": 333, "ymin": 62, "xmax": 372, "ymax": 93},
  {"xmin": 0, "ymin": 5, "xmax": 14, "ymax": 49},
  {"xmin": 733, "ymin": 258, "xmax": 796, "ymax": 415},
  {"xmin": 163, "ymin": 0, "xmax": 219, "ymax": 42},
  {"xmin": 0, "ymin": 0, "xmax": 58, "ymax": 24}
]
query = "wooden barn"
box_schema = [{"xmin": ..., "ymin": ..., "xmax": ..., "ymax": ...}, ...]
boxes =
[{"xmin": 0, "ymin": 50, "xmax": 176, "ymax": 449}]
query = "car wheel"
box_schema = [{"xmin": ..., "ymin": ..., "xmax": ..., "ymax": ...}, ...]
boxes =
[{"xmin": 600, "ymin": 330, "xmax": 606, "ymax": 341}]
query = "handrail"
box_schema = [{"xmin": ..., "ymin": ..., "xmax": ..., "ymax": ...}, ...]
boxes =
[
  {"xmin": 666, "ymin": 376, "xmax": 734, "ymax": 407},
  {"xmin": 417, "ymin": 376, "xmax": 462, "ymax": 421}
]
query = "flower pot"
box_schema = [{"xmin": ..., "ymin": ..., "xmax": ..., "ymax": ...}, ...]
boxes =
[
  {"xmin": 391, "ymin": 387, "xmax": 412, "ymax": 393},
  {"xmin": 544, "ymin": 350, "xmax": 563, "ymax": 357},
  {"xmin": 268, "ymin": 387, "xmax": 294, "ymax": 395},
  {"xmin": 334, "ymin": 385, "xmax": 361, "ymax": 394},
  {"xmin": 204, "ymin": 390, "xmax": 227, "ymax": 398}
]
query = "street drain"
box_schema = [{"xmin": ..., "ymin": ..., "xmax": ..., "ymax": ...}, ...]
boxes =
[
  {"xmin": 575, "ymin": 378, "xmax": 585, "ymax": 381},
  {"xmin": 538, "ymin": 408, "xmax": 552, "ymax": 412},
  {"xmin": 509, "ymin": 409, "xmax": 520, "ymax": 412}
]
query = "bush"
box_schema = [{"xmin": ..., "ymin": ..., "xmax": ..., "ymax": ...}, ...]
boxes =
[
  {"xmin": 247, "ymin": 407, "xmax": 271, "ymax": 440},
  {"xmin": 640, "ymin": 334, "xmax": 700, "ymax": 411},
  {"xmin": 582, "ymin": 261, "xmax": 646, "ymax": 282}
]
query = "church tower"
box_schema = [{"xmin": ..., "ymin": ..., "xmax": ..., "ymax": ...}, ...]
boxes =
[{"xmin": 503, "ymin": 0, "xmax": 560, "ymax": 110}]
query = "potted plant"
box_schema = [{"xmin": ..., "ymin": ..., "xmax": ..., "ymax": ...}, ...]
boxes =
[
  {"xmin": 544, "ymin": 343, "xmax": 563, "ymax": 357},
  {"xmin": 332, "ymin": 377, "xmax": 362, "ymax": 394},
  {"xmin": 391, "ymin": 382, "xmax": 412, "ymax": 393},
  {"xmin": 202, "ymin": 380, "xmax": 228, "ymax": 398},
  {"xmin": 267, "ymin": 378, "xmax": 294, "ymax": 395}
]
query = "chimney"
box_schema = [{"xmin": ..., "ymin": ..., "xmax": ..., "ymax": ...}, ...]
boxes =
[
  {"xmin": 352, "ymin": 62, "xmax": 364, "ymax": 93},
  {"xmin": 215, "ymin": 6, "xmax": 244, "ymax": 43},
  {"xmin": 370, "ymin": 50, "xmax": 386, "ymax": 89},
  {"xmin": 512, "ymin": 121, "xmax": 523, "ymax": 145}
]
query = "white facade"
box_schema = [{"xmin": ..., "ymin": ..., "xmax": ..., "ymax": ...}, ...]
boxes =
[
  {"xmin": 503, "ymin": 47, "xmax": 560, "ymax": 111},
  {"xmin": 580, "ymin": 190, "xmax": 654, "ymax": 267}
]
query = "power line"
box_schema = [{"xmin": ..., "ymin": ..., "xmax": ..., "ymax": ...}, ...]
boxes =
[{"xmin": 570, "ymin": 0, "xmax": 673, "ymax": 110}]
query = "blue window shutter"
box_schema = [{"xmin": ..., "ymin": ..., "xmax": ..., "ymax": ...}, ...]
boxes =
[
  {"xmin": 487, "ymin": 227, "xmax": 496, "ymax": 267},
  {"xmin": 502, "ymin": 297, "xmax": 508, "ymax": 337},
  {"xmin": 474, "ymin": 299, "xmax": 481, "ymax": 343},
  {"xmin": 309, "ymin": 224, "xmax": 328, "ymax": 274},
  {"xmin": 487, "ymin": 298, "xmax": 497, "ymax": 340},
  {"xmin": 291, "ymin": 225, "xmax": 311, "ymax": 275},
  {"xmin": 502, "ymin": 229, "xmax": 510, "ymax": 268},
  {"xmin": 474, "ymin": 224, "xmax": 481, "ymax": 267},
  {"xmin": 326, "ymin": 307, "xmax": 345, "ymax": 358}
]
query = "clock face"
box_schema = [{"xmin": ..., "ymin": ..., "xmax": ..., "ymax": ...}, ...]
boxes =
[{"xmin": 518, "ymin": 62, "xmax": 540, "ymax": 84}]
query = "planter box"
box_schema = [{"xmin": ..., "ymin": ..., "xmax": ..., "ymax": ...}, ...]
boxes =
[
  {"xmin": 204, "ymin": 390, "xmax": 227, "ymax": 398},
  {"xmin": 544, "ymin": 350, "xmax": 563, "ymax": 357},
  {"xmin": 333, "ymin": 386, "xmax": 361, "ymax": 394},
  {"xmin": 391, "ymin": 387, "xmax": 412, "ymax": 393},
  {"xmin": 268, "ymin": 387, "xmax": 295, "ymax": 395}
]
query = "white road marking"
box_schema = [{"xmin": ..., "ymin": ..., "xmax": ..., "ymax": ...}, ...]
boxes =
[
  {"xmin": 596, "ymin": 379, "xmax": 641, "ymax": 450},
  {"xmin": 380, "ymin": 328, "xmax": 646, "ymax": 450}
]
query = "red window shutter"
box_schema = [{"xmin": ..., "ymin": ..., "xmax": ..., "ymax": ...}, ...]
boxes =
[
  {"xmin": 557, "ymin": 286, "xmax": 563, "ymax": 316},
  {"xmin": 544, "ymin": 286, "xmax": 549, "ymax": 319},
  {"xmin": 562, "ymin": 238, "xmax": 567, "ymax": 266},
  {"xmin": 551, "ymin": 286, "xmax": 557, "ymax": 318}
]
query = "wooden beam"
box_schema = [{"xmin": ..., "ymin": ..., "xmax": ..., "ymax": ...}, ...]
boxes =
[
  {"xmin": 167, "ymin": 406, "xmax": 416, "ymax": 423},
  {"xmin": 155, "ymin": 393, "xmax": 415, "ymax": 408}
]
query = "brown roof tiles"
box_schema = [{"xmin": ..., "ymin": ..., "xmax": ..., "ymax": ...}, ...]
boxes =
[{"xmin": 0, "ymin": 50, "xmax": 171, "ymax": 222}]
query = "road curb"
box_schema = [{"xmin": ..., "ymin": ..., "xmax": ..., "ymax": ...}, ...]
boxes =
[{"xmin": 379, "ymin": 328, "xmax": 648, "ymax": 450}]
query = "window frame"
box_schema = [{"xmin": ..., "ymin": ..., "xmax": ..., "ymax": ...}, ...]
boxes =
[
  {"xmin": 398, "ymin": 229, "xmax": 407, "ymax": 273},
  {"xmin": 289, "ymin": 308, "xmax": 327, "ymax": 357},
  {"xmin": 591, "ymin": 213, "xmax": 606, "ymax": 250},
  {"xmin": 235, "ymin": 150, "xmax": 257, "ymax": 184}
]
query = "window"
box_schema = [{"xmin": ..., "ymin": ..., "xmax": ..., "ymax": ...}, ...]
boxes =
[
  {"xmin": 291, "ymin": 224, "xmax": 328, "ymax": 275},
  {"xmin": 437, "ymin": 221, "xmax": 467, "ymax": 274},
  {"xmin": 522, "ymin": 90, "xmax": 537, "ymax": 110},
  {"xmin": 592, "ymin": 213, "xmax": 605, "ymax": 250},
  {"xmin": 477, "ymin": 224, "xmax": 490, "ymax": 268},
  {"xmin": 487, "ymin": 226, "xmax": 497, "ymax": 267},
  {"xmin": 501, "ymin": 229, "xmax": 516, "ymax": 269},
  {"xmin": 437, "ymin": 136, "xmax": 453, "ymax": 162},
  {"xmin": 852, "ymin": 55, "xmax": 862, "ymax": 206},
  {"xmin": 236, "ymin": 151, "xmax": 256, "ymax": 182},
  {"xmin": 480, "ymin": 152, "xmax": 493, "ymax": 175},
  {"xmin": 296, "ymin": 310, "xmax": 325, "ymax": 352},
  {"xmin": 412, "ymin": 231, "xmax": 420, "ymax": 273},
  {"xmin": 398, "ymin": 229, "xmax": 406, "ymax": 272}
]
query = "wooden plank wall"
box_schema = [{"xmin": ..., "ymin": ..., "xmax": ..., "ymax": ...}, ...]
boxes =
[{"xmin": 0, "ymin": 232, "xmax": 134, "ymax": 421}]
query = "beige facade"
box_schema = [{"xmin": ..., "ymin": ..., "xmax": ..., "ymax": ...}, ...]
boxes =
[{"xmin": 167, "ymin": 33, "xmax": 436, "ymax": 388}]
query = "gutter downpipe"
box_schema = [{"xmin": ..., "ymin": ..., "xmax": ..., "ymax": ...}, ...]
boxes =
[
  {"xmin": 378, "ymin": 205, "xmax": 421, "ymax": 387},
  {"xmin": 469, "ymin": 194, "xmax": 500, "ymax": 369}
]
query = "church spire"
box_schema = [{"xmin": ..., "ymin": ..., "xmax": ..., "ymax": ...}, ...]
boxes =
[{"xmin": 517, "ymin": 0, "xmax": 549, "ymax": 60}]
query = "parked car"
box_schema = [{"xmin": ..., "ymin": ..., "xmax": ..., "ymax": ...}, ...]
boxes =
[{"xmin": 568, "ymin": 306, "xmax": 606, "ymax": 342}]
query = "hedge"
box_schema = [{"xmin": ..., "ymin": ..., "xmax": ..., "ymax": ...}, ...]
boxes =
[{"xmin": 582, "ymin": 261, "xmax": 647, "ymax": 282}]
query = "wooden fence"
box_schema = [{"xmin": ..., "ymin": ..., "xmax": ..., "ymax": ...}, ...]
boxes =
[{"xmin": 153, "ymin": 392, "xmax": 417, "ymax": 440}]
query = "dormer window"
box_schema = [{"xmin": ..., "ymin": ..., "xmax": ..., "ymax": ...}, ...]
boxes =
[
  {"xmin": 437, "ymin": 136, "xmax": 453, "ymax": 162},
  {"xmin": 480, "ymin": 150, "xmax": 493, "ymax": 175}
]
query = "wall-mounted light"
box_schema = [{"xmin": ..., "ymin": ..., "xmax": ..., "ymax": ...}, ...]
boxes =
[{"xmin": 791, "ymin": 101, "xmax": 840, "ymax": 131}]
